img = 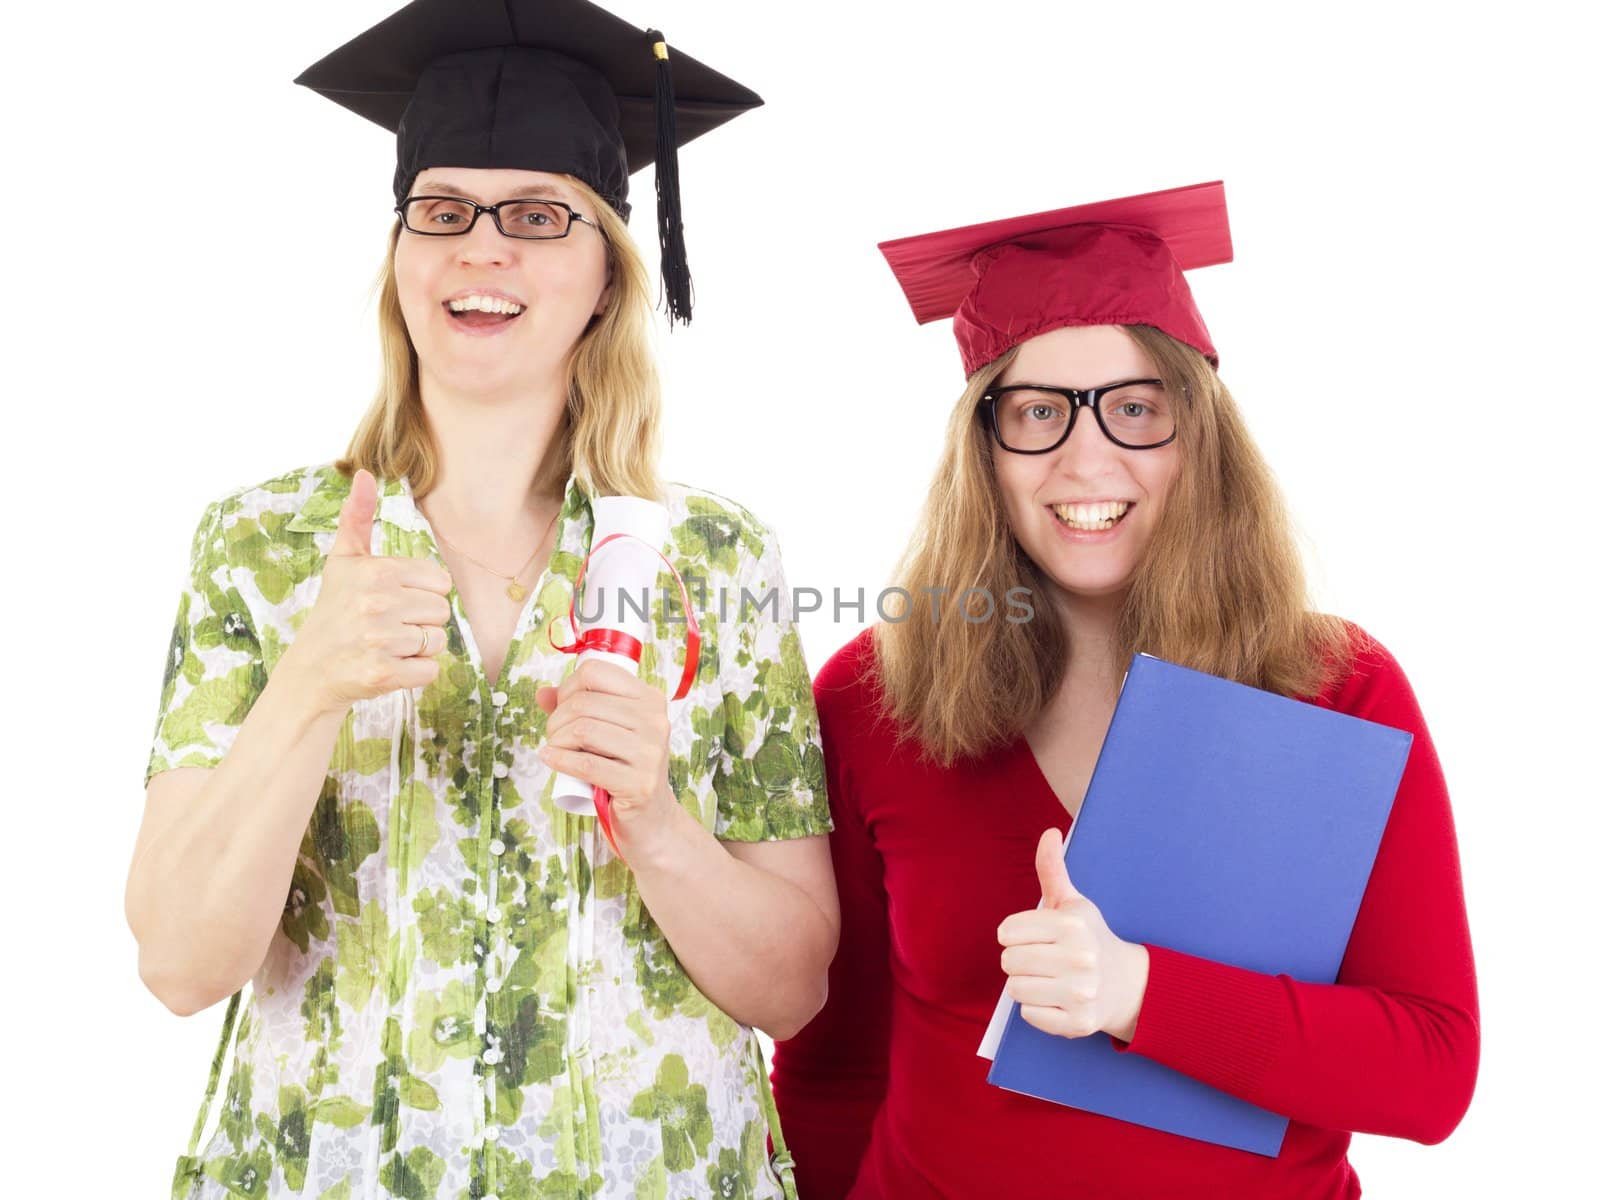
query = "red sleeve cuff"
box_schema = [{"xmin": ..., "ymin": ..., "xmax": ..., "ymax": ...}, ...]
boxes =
[{"xmin": 1111, "ymin": 944, "xmax": 1286, "ymax": 1101}]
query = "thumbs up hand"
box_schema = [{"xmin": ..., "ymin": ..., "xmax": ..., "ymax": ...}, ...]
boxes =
[
  {"xmin": 285, "ymin": 469, "xmax": 456, "ymax": 715},
  {"xmin": 328, "ymin": 466, "xmax": 379, "ymax": 559},
  {"xmin": 996, "ymin": 827, "xmax": 1150, "ymax": 1044}
]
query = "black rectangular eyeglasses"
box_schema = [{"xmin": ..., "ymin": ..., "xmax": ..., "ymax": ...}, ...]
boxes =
[
  {"xmin": 395, "ymin": 195, "xmax": 603, "ymax": 241},
  {"xmin": 980, "ymin": 378, "xmax": 1177, "ymax": 452}
]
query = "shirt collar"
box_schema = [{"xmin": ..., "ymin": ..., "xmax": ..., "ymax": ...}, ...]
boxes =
[{"xmin": 286, "ymin": 466, "xmax": 592, "ymax": 538}]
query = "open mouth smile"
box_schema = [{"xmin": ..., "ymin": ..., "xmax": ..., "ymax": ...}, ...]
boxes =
[
  {"xmin": 443, "ymin": 292, "xmax": 524, "ymax": 333},
  {"xmin": 1050, "ymin": 500, "xmax": 1133, "ymax": 532}
]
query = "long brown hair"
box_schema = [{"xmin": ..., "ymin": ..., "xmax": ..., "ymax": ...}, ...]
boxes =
[
  {"xmin": 336, "ymin": 174, "xmax": 664, "ymax": 502},
  {"xmin": 873, "ymin": 324, "xmax": 1352, "ymax": 765}
]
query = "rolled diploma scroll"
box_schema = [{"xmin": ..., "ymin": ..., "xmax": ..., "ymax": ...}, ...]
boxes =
[{"xmin": 550, "ymin": 494, "xmax": 671, "ymax": 816}]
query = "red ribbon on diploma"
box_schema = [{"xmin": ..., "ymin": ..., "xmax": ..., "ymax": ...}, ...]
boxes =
[{"xmin": 547, "ymin": 532, "xmax": 703, "ymax": 859}]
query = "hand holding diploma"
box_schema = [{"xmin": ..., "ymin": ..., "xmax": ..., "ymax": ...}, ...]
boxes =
[
  {"xmin": 997, "ymin": 827, "xmax": 1151, "ymax": 1045},
  {"xmin": 536, "ymin": 658, "xmax": 679, "ymax": 856},
  {"xmin": 538, "ymin": 494, "xmax": 700, "ymax": 860}
]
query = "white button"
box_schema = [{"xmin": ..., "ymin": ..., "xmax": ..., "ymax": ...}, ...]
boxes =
[
  {"xmin": 486, "ymin": 906, "xmax": 503, "ymax": 923},
  {"xmin": 488, "ymin": 838, "xmax": 506, "ymax": 856},
  {"xmin": 482, "ymin": 1047, "xmax": 502, "ymax": 1065},
  {"xmin": 492, "ymin": 762, "xmax": 509, "ymax": 778},
  {"xmin": 486, "ymin": 976, "xmax": 503, "ymax": 993},
  {"xmin": 483, "ymin": 1126, "xmax": 500, "ymax": 1143},
  {"xmin": 491, "ymin": 690, "xmax": 508, "ymax": 707}
]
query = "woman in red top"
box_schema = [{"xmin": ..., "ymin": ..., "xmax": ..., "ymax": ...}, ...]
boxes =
[{"xmin": 770, "ymin": 183, "xmax": 1478, "ymax": 1199}]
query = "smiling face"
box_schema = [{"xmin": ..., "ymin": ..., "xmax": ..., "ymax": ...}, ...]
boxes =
[
  {"xmin": 393, "ymin": 167, "xmax": 611, "ymax": 400},
  {"xmin": 989, "ymin": 324, "xmax": 1182, "ymax": 605}
]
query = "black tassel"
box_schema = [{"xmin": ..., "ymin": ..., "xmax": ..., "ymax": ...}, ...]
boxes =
[{"xmin": 647, "ymin": 29, "xmax": 692, "ymax": 325}]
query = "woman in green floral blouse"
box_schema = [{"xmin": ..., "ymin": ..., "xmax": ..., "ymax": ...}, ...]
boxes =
[{"xmin": 126, "ymin": 7, "xmax": 836, "ymax": 1199}]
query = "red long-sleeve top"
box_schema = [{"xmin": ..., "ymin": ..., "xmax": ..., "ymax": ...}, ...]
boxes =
[{"xmin": 772, "ymin": 625, "xmax": 1478, "ymax": 1199}]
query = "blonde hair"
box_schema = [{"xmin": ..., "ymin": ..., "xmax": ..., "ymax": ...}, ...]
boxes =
[
  {"xmin": 336, "ymin": 175, "xmax": 664, "ymax": 502},
  {"xmin": 872, "ymin": 325, "xmax": 1353, "ymax": 766}
]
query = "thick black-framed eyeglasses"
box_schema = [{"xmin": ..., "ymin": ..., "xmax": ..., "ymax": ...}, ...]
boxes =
[
  {"xmin": 395, "ymin": 195, "xmax": 604, "ymax": 241},
  {"xmin": 980, "ymin": 378, "xmax": 1177, "ymax": 453}
]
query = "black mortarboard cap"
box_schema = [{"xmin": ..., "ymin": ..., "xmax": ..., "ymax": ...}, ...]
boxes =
[{"xmin": 294, "ymin": 0, "xmax": 764, "ymax": 323}]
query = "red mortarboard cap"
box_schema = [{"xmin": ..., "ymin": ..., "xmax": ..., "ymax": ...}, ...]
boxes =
[{"xmin": 878, "ymin": 181, "xmax": 1232, "ymax": 375}]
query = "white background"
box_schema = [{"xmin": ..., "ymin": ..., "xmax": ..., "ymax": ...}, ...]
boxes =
[{"xmin": 2, "ymin": 0, "xmax": 1593, "ymax": 1194}]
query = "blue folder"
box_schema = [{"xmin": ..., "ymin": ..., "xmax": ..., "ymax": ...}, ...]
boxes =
[{"xmin": 985, "ymin": 652, "xmax": 1413, "ymax": 1155}]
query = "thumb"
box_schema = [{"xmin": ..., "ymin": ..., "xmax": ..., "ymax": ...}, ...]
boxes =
[
  {"xmin": 1035, "ymin": 827, "xmax": 1080, "ymax": 909},
  {"xmin": 331, "ymin": 469, "xmax": 378, "ymax": 558},
  {"xmin": 535, "ymin": 686, "xmax": 558, "ymax": 715}
]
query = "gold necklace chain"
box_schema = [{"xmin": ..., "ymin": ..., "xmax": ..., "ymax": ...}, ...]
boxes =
[{"xmin": 428, "ymin": 503, "xmax": 561, "ymax": 602}]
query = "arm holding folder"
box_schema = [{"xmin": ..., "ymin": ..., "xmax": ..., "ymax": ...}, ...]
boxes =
[{"xmin": 993, "ymin": 633, "xmax": 1480, "ymax": 1146}]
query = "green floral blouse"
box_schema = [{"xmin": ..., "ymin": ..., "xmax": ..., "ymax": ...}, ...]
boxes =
[{"xmin": 144, "ymin": 463, "xmax": 832, "ymax": 1200}]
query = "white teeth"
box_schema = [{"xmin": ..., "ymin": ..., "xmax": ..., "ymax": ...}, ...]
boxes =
[
  {"xmin": 447, "ymin": 295, "xmax": 524, "ymax": 314},
  {"xmin": 1052, "ymin": 501, "xmax": 1131, "ymax": 530}
]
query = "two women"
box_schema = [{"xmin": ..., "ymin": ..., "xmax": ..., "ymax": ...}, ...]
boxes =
[
  {"xmin": 771, "ymin": 184, "xmax": 1479, "ymax": 1197},
  {"xmin": 127, "ymin": 4, "xmax": 835, "ymax": 1197},
  {"xmin": 131, "ymin": 9, "xmax": 1478, "ymax": 1198}
]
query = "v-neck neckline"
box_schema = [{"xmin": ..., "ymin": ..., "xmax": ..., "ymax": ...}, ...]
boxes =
[
  {"xmin": 387, "ymin": 473, "xmax": 583, "ymax": 699},
  {"xmin": 1009, "ymin": 733, "xmax": 1080, "ymax": 832}
]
